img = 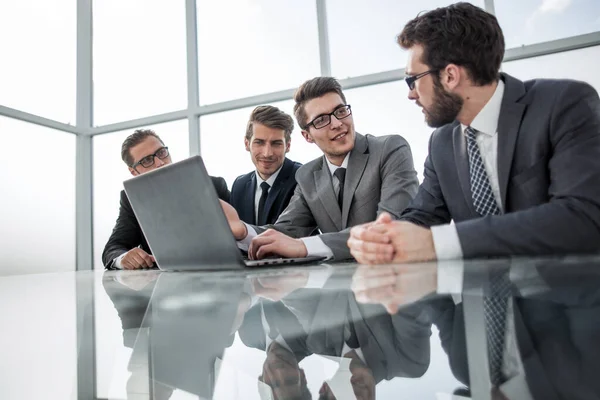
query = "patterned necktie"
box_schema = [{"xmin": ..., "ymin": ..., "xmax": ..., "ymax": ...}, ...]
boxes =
[
  {"xmin": 465, "ymin": 127, "xmax": 500, "ymax": 216},
  {"xmin": 333, "ymin": 168, "xmax": 346, "ymax": 211},
  {"xmin": 257, "ymin": 181, "xmax": 270, "ymax": 225},
  {"xmin": 466, "ymin": 127, "xmax": 507, "ymax": 385}
]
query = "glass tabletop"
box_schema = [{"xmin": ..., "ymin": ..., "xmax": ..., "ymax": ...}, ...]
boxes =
[{"xmin": 2, "ymin": 256, "xmax": 599, "ymax": 400}]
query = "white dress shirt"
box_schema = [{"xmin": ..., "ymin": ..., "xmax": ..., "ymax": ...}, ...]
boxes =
[
  {"xmin": 431, "ymin": 80, "xmax": 506, "ymax": 260},
  {"xmin": 239, "ymin": 153, "xmax": 351, "ymax": 259},
  {"xmin": 254, "ymin": 167, "xmax": 282, "ymax": 223}
]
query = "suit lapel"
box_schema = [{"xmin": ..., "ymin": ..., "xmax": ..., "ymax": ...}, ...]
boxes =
[
  {"xmin": 244, "ymin": 174, "xmax": 257, "ymax": 224},
  {"xmin": 263, "ymin": 158, "xmax": 293, "ymax": 221},
  {"xmin": 452, "ymin": 124, "xmax": 478, "ymax": 216},
  {"xmin": 314, "ymin": 157, "xmax": 342, "ymax": 230},
  {"xmin": 497, "ymin": 74, "xmax": 526, "ymax": 210},
  {"xmin": 342, "ymin": 133, "xmax": 369, "ymax": 228}
]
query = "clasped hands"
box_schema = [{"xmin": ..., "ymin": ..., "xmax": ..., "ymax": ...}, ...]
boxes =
[{"xmin": 347, "ymin": 212, "xmax": 437, "ymax": 265}]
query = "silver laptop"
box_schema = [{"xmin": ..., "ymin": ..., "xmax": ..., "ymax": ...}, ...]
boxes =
[{"xmin": 123, "ymin": 155, "xmax": 326, "ymax": 271}]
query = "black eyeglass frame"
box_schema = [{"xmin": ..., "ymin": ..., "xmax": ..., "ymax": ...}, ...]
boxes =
[
  {"xmin": 405, "ymin": 69, "xmax": 439, "ymax": 90},
  {"xmin": 304, "ymin": 104, "xmax": 352, "ymax": 130},
  {"xmin": 131, "ymin": 146, "xmax": 170, "ymax": 171}
]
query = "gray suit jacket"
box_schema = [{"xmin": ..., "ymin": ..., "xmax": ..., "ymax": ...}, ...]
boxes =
[
  {"xmin": 256, "ymin": 132, "xmax": 419, "ymax": 260},
  {"xmin": 401, "ymin": 73, "xmax": 600, "ymax": 258}
]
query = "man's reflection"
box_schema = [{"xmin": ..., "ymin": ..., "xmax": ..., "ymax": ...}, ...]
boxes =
[
  {"xmin": 240, "ymin": 267, "xmax": 432, "ymax": 399},
  {"xmin": 351, "ymin": 258, "xmax": 600, "ymax": 400}
]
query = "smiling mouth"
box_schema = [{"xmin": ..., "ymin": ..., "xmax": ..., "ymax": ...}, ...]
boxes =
[{"xmin": 331, "ymin": 132, "xmax": 347, "ymax": 141}]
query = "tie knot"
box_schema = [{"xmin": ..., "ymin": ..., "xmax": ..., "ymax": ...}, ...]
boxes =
[
  {"xmin": 333, "ymin": 167, "xmax": 346, "ymax": 182},
  {"xmin": 465, "ymin": 126, "xmax": 478, "ymax": 141},
  {"xmin": 260, "ymin": 181, "xmax": 270, "ymax": 193}
]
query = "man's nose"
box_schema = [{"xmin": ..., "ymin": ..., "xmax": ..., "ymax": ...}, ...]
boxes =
[
  {"xmin": 330, "ymin": 115, "xmax": 343, "ymax": 129},
  {"xmin": 154, "ymin": 156, "xmax": 165, "ymax": 167}
]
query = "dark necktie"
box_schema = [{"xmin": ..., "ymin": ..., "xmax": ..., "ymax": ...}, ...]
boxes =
[
  {"xmin": 257, "ymin": 181, "xmax": 270, "ymax": 225},
  {"xmin": 466, "ymin": 127, "xmax": 507, "ymax": 385},
  {"xmin": 333, "ymin": 168, "xmax": 346, "ymax": 211},
  {"xmin": 465, "ymin": 126, "xmax": 500, "ymax": 216}
]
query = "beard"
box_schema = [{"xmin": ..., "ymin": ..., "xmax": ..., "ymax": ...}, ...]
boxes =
[{"xmin": 422, "ymin": 82, "xmax": 463, "ymax": 128}]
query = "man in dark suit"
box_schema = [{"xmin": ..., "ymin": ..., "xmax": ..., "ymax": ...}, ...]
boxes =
[
  {"xmin": 102, "ymin": 129, "xmax": 230, "ymax": 269},
  {"xmin": 348, "ymin": 2, "xmax": 600, "ymax": 263},
  {"xmin": 223, "ymin": 77, "xmax": 419, "ymax": 261},
  {"xmin": 230, "ymin": 105, "xmax": 302, "ymax": 226}
]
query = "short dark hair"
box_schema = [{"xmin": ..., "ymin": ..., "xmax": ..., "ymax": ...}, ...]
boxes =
[
  {"xmin": 397, "ymin": 2, "xmax": 505, "ymax": 86},
  {"xmin": 293, "ymin": 77, "xmax": 347, "ymax": 129},
  {"xmin": 121, "ymin": 129, "xmax": 164, "ymax": 167},
  {"xmin": 245, "ymin": 105, "xmax": 294, "ymax": 143}
]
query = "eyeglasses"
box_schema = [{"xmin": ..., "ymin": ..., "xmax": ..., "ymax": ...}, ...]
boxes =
[
  {"xmin": 305, "ymin": 104, "xmax": 352, "ymax": 130},
  {"xmin": 132, "ymin": 146, "xmax": 169, "ymax": 170},
  {"xmin": 405, "ymin": 70, "xmax": 438, "ymax": 90}
]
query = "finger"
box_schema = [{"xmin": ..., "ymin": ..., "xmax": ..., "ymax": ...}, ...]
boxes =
[
  {"xmin": 137, "ymin": 250, "xmax": 155, "ymax": 268},
  {"xmin": 376, "ymin": 212, "xmax": 393, "ymax": 224},
  {"xmin": 129, "ymin": 253, "xmax": 147, "ymax": 269},
  {"xmin": 354, "ymin": 227, "xmax": 391, "ymax": 245},
  {"xmin": 348, "ymin": 239, "xmax": 394, "ymax": 263},
  {"xmin": 351, "ymin": 273, "xmax": 397, "ymax": 291},
  {"xmin": 256, "ymin": 243, "xmax": 279, "ymax": 260}
]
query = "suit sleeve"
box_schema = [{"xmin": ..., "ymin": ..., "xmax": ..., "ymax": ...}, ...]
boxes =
[
  {"xmin": 212, "ymin": 176, "xmax": 231, "ymax": 203},
  {"xmin": 256, "ymin": 184, "xmax": 319, "ymax": 238},
  {"xmin": 320, "ymin": 135, "xmax": 420, "ymax": 260},
  {"xmin": 102, "ymin": 191, "xmax": 144, "ymax": 269},
  {"xmin": 456, "ymin": 82, "xmax": 600, "ymax": 258},
  {"xmin": 400, "ymin": 132, "xmax": 453, "ymax": 227}
]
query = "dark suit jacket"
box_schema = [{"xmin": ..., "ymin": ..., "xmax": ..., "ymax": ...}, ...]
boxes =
[
  {"xmin": 282, "ymin": 284, "xmax": 432, "ymax": 382},
  {"xmin": 255, "ymin": 133, "xmax": 419, "ymax": 260},
  {"xmin": 401, "ymin": 73, "xmax": 600, "ymax": 258},
  {"xmin": 102, "ymin": 176, "xmax": 230, "ymax": 268},
  {"xmin": 230, "ymin": 157, "xmax": 302, "ymax": 225},
  {"xmin": 238, "ymin": 300, "xmax": 311, "ymax": 362}
]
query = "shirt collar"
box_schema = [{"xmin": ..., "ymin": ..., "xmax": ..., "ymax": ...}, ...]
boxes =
[
  {"xmin": 255, "ymin": 164, "xmax": 283, "ymax": 187},
  {"xmin": 326, "ymin": 152, "xmax": 350, "ymax": 176},
  {"xmin": 461, "ymin": 79, "xmax": 505, "ymax": 137}
]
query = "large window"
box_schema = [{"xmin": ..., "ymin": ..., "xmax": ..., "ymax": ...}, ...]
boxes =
[
  {"xmin": 93, "ymin": 0, "xmax": 187, "ymax": 125},
  {"xmin": 92, "ymin": 120, "xmax": 189, "ymax": 269},
  {"xmin": 197, "ymin": 0, "xmax": 321, "ymax": 105},
  {"xmin": 0, "ymin": 0, "xmax": 75, "ymax": 123},
  {"xmin": 0, "ymin": 117, "xmax": 76, "ymax": 275},
  {"xmin": 503, "ymin": 45, "xmax": 600, "ymax": 91},
  {"xmin": 326, "ymin": 0, "xmax": 485, "ymax": 78},
  {"xmin": 495, "ymin": 0, "xmax": 600, "ymax": 48}
]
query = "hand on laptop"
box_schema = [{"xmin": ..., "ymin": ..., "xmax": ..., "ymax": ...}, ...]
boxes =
[
  {"xmin": 248, "ymin": 229, "xmax": 307, "ymax": 260},
  {"xmin": 220, "ymin": 200, "xmax": 248, "ymax": 240},
  {"xmin": 121, "ymin": 248, "xmax": 155, "ymax": 269},
  {"xmin": 348, "ymin": 212, "xmax": 436, "ymax": 264}
]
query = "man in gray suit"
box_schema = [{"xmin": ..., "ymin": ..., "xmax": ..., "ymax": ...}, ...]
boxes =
[
  {"xmin": 224, "ymin": 76, "xmax": 419, "ymax": 260},
  {"xmin": 348, "ymin": 2, "xmax": 600, "ymax": 264}
]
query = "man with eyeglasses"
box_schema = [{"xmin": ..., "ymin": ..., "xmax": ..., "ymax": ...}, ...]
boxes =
[
  {"xmin": 222, "ymin": 76, "xmax": 419, "ymax": 261},
  {"xmin": 348, "ymin": 3, "xmax": 600, "ymax": 263},
  {"xmin": 102, "ymin": 129, "xmax": 230, "ymax": 269}
]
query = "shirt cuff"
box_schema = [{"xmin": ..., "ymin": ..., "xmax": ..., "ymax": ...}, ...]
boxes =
[
  {"xmin": 437, "ymin": 260, "xmax": 465, "ymax": 304},
  {"xmin": 237, "ymin": 223, "xmax": 257, "ymax": 251},
  {"xmin": 431, "ymin": 224, "xmax": 464, "ymax": 260},
  {"xmin": 300, "ymin": 236, "xmax": 334, "ymax": 259},
  {"xmin": 113, "ymin": 253, "xmax": 126, "ymax": 270}
]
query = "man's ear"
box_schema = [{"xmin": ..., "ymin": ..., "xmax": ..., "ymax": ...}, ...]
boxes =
[
  {"xmin": 442, "ymin": 63, "xmax": 462, "ymax": 91},
  {"xmin": 244, "ymin": 137, "xmax": 251, "ymax": 152},
  {"xmin": 285, "ymin": 138, "xmax": 291, "ymax": 153},
  {"xmin": 301, "ymin": 130, "xmax": 314, "ymax": 144},
  {"xmin": 129, "ymin": 167, "xmax": 138, "ymax": 176}
]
